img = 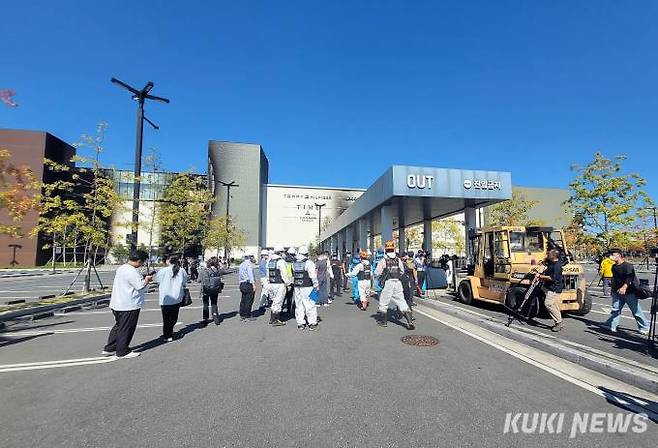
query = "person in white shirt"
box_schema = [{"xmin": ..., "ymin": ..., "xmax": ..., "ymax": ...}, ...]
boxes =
[
  {"xmin": 155, "ymin": 256, "xmax": 189, "ymax": 342},
  {"xmin": 103, "ymin": 250, "xmax": 152, "ymax": 359},
  {"xmin": 292, "ymin": 246, "xmax": 319, "ymax": 330},
  {"xmin": 374, "ymin": 241, "xmax": 415, "ymax": 330}
]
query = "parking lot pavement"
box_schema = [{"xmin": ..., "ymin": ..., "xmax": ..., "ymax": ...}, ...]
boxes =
[{"xmin": 0, "ymin": 273, "xmax": 656, "ymax": 448}]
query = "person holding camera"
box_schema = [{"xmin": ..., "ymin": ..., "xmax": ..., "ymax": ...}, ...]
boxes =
[
  {"xmin": 537, "ymin": 249, "xmax": 564, "ymax": 332},
  {"xmin": 604, "ymin": 249, "xmax": 649, "ymax": 335},
  {"xmin": 102, "ymin": 250, "xmax": 152, "ymax": 359}
]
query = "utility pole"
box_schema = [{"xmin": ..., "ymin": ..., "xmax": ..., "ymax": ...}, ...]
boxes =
[
  {"xmin": 315, "ymin": 203, "xmax": 326, "ymax": 252},
  {"xmin": 111, "ymin": 77, "xmax": 169, "ymax": 249},
  {"xmin": 215, "ymin": 180, "xmax": 239, "ymax": 263}
]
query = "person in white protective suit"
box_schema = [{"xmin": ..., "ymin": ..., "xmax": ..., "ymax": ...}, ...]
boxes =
[
  {"xmin": 347, "ymin": 250, "xmax": 372, "ymax": 311},
  {"xmin": 374, "ymin": 240, "xmax": 415, "ymax": 330},
  {"xmin": 291, "ymin": 246, "xmax": 320, "ymax": 331},
  {"xmin": 266, "ymin": 246, "xmax": 292, "ymax": 326}
]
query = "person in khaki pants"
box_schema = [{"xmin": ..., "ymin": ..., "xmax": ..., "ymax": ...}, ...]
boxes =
[{"xmin": 538, "ymin": 249, "xmax": 564, "ymax": 332}]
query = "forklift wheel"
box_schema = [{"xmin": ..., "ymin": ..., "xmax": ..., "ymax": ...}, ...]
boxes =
[
  {"xmin": 458, "ymin": 281, "xmax": 473, "ymax": 305},
  {"xmin": 572, "ymin": 291, "xmax": 592, "ymax": 316}
]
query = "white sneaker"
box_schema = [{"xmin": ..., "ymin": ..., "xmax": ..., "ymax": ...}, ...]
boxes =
[
  {"xmin": 639, "ymin": 329, "xmax": 649, "ymax": 336},
  {"xmin": 164, "ymin": 337, "xmax": 174, "ymax": 342},
  {"xmin": 101, "ymin": 350, "xmax": 115, "ymax": 357},
  {"xmin": 116, "ymin": 351, "xmax": 141, "ymax": 359}
]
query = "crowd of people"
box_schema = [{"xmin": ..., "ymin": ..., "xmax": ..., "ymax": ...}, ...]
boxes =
[{"xmin": 101, "ymin": 241, "xmax": 427, "ymax": 359}]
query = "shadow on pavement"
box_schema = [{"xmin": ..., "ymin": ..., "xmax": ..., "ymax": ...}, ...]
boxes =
[
  {"xmin": 0, "ymin": 320, "xmax": 75, "ymax": 333},
  {"xmin": 0, "ymin": 333, "xmax": 48, "ymax": 348},
  {"xmin": 598, "ymin": 386, "xmax": 658, "ymax": 423},
  {"xmin": 570, "ymin": 315, "xmax": 657, "ymax": 359}
]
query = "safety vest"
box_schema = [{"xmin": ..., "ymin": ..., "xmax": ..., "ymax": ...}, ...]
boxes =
[
  {"xmin": 357, "ymin": 262, "xmax": 371, "ymax": 281},
  {"xmin": 268, "ymin": 259, "xmax": 283, "ymax": 284},
  {"xmin": 381, "ymin": 257, "xmax": 402, "ymax": 282},
  {"xmin": 292, "ymin": 260, "xmax": 313, "ymax": 287}
]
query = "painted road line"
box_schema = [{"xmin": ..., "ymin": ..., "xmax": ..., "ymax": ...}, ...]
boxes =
[
  {"xmin": 56, "ymin": 307, "xmax": 204, "ymax": 316},
  {"xmin": 0, "ymin": 356, "xmax": 118, "ymax": 373},
  {"xmin": 414, "ymin": 305, "xmax": 658, "ymax": 420},
  {"xmin": 2, "ymin": 322, "xmax": 183, "ymax": 337}
]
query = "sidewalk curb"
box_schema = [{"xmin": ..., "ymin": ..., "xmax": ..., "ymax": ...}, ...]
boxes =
[
  {"xmin": 0, "ymin": 293, "xmax": 111, "ymax": 323},
  {"xmin": 416, "ymin": 295, "xmax": 658, "ymax": 394}
]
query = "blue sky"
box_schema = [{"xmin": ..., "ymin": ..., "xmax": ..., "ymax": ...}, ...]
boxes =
[{"xmin": 2, "ymin": 0, "xmax": 657, "ymax": 198}]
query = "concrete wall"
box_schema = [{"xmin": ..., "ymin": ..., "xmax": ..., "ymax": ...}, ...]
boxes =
[{"xmin": 208, "ymin": 141, "xmax": 268, "ymax": 255}]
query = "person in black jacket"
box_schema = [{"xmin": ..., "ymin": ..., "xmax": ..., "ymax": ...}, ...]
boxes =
[
  {"xmin": 604, "ymin": 249, "xmax": 649, "ymax": 334},
  {"xmin": 538, "ymin": 249, "xmax": 564, "ymax": 332}
]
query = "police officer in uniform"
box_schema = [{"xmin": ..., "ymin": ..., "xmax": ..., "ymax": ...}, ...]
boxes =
[
  {"xmin": 347, "ymin": 250, "xmax": 372, "ymax": 311},
  {"xmin": 292, "ymin": 246, "xmax": 319, "ymax": 331},
  {"xmin": 374, "ymin": 241, "xmax": 415, "ymax": 330},
  {"xmin": 266, "ymin": 247, "xmax": 292, "ymax": 326}
]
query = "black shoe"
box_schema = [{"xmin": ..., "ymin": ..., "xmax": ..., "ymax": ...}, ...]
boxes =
[
  {"xmin": 376, "ymin": 311, "xmax": 387, "ymax": 327},
  {"xmin": 307, "ymin": 324, "xmax": 319, "ymax": 331},
  {"xmin": 403, "ymin": 311, "xmax": 416, "ymax": 330},
  {"xmin": 297, "ymin": 324, "xmax": 306, "ymax": 330},
  {"xmin": 213, "ymin": 314, "xmax": 221, "ymax": 326},
  {"xmin": 271, "ymin": 312, "xmax": 285, "ymax": 326}
]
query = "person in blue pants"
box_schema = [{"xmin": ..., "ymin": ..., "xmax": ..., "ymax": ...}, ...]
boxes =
[{"xmin": 373, "ymin": 248, "xmax": 385, "ymax": 294}]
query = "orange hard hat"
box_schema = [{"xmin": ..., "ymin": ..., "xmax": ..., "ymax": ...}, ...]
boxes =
[
  {"xmin": 360, "ymin": 250, "xmax": 368, "ymax": 259},
  {"xmin": 384, "ymin": 240, "xmax": 396, "ymax": 251}
]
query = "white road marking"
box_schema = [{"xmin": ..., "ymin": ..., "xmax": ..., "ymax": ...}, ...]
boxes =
[
  {"xmin": 414, "ymin": 306, "xmax": 658, "ymax": 420},
  {"xmin": 3, "ymin": 322, "xmax": 182, "ymax": 337},
  {"xmin": 0, "ymin": 356, "xmax": 118, "ymax": 373},
  {"xmin": 56, "ymin": 307, "xmax": 203, "ymax": 316}
]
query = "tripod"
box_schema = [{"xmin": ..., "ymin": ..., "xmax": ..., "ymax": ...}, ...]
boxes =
[
  {"xmin": 63, "ymin": 257, "xmax": 105, "ymax": 296},
  {"xmin": 505, "ymin": 269, "xmax": 544, "ymax": 327}
]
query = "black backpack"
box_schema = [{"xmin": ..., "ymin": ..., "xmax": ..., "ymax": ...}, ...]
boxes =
[{"xmin": 203, "ymin": 267, "xmax": 224, "ymax": 295}]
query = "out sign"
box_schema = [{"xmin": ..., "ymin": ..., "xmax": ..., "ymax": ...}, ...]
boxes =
[{"xmin": 407, "ymin": 174, "xmax": 434, "ymax": 189}]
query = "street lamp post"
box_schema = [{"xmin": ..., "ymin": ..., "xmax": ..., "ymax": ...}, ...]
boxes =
[
  {"xmin": 315, "ymin": 203, "xmax": 326, "ymax": 252},
  {"xmin": 215, "ymin": 180, "xmax": 239, "ymax": 263},
  {"xmin": 111, "ymin": 77, "xmax": 169, "ymax": 249}
]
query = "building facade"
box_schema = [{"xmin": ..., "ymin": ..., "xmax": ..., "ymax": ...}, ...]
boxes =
[{"xmin": 0, "ymin": 129, "xmax": 76, "ymax": 267}]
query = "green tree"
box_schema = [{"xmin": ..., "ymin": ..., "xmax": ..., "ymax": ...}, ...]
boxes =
[
  {"xmin": 159, "ymin": 173, "xmax": 213, "ymax": 256},
  {"xmin": 487, "ymin": 190, "xmax": 538, "ymax": 226},
  {"xmin": 566, "ymin": 152, "xmax": 653, "ymax": 248},
  {"xmin": 202, "ymin": 215, "xmax": 247, "ymax": 258},
  {"xmin": 110, "ymin": 242, "xmax": 130, "ymax": 263},
  {"xmin": 432, "ymin": 219, "xmax": 465, "ymax": 255},
  {"xmin": 0, "ymin": 148, "xmax": 39, "ymax": 237}
]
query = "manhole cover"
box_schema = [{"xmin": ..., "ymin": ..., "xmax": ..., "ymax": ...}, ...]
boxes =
[{"xmin": 401, "ymin": 335, "xmax": 439, "ymax": 347}]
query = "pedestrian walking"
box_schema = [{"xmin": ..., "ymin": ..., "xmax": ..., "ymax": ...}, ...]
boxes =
[
  {"xmin": 604, "ymin": 249, "xmax": 649, "ymax": 335},
  {"xmin": 155, "ymin": 256, "xmax": 189, "ymax": 341},
  {"xmin": 265, "ymin": 247, "xmax": 292, "ymax": 326},
  {"xmin": 238, "ymin": 252, "xmax": 257, "ymax": 321},
  {"xmin": 414, "ymin": 250, "xmax": 427, "ymax": 297},
  {"xmin": 316, "ymin": 251, "xmax": 332, "ymax": 306},
  {"xmin": 199, "ymin": 256, "xmax": 224, "ymax": 326},
  {"xmin": 292, "ymin": 246, "xmax": 319, "ymax": 330},
  {"xmin": 258, "ymin": 249, "xmax": 271, "ymax": 310},
  {"xmin": 347, "ymin": 250, "xmax": 372, "ymax": 311},
  {"xmin": 599, "ymin": 253, "xmax": 614, "ymax": 296},
  {"xmin": 330, "ymin": 253, "xmax": 343, "ymax": 297},
  {"xmin": 537, "ymin": 249, "xmax": 564, "ymax": 332},
  {"xmin": 374, "ymin": 241, "xmax": 415, "ymax": 330},
  {"xmin": 102, "ymin": 250, "xmax": 152, "ymax": 359}
]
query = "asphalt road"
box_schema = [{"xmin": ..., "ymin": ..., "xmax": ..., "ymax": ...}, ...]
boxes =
[
  {"xmin": 0, "ymin": 268, "xmax": 116, "ymax": 303},
  {"xmin": 0, "ymin": 273, "xmax": 655, "ymax": 447},
  {"xmin": 437, "ymin": 265, "xmax": 658, "ymax": 366}
]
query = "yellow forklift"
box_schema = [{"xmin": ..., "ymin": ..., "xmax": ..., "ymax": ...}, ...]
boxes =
[{"xmin": 457, "ymin": 226, "xmax": 591, "ymax": 316}]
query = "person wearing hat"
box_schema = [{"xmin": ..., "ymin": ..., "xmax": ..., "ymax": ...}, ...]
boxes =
[
  {"xmin": 258, "ymin": 249, "xmax": 271, "ymax": 310},
  {"xmin": 292, "ymin": 246, "xmax": 320, "ymax": 330},
  {"xmin": 347, "ymin": 250, "xmax": 372, "ymax": 311},
  {"xmin": 238, "ymin": 251, "xmax": 257, "ymax": 321},
  {"xmin": 374, "ymin": 240, "xmax": 415, "ymax": 330},
  {"xmin": 266, "ymin": 247, "xmax": 292, "ymax": 326}
]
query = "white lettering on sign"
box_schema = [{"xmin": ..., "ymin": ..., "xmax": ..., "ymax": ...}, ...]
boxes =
[
  {"xmin": 407, "ymin": 175, "xmax": 434, "ymax": 189},
  {"xmin": 463, "ymin": 179, "xmax": 501, "ymax": 190}
]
